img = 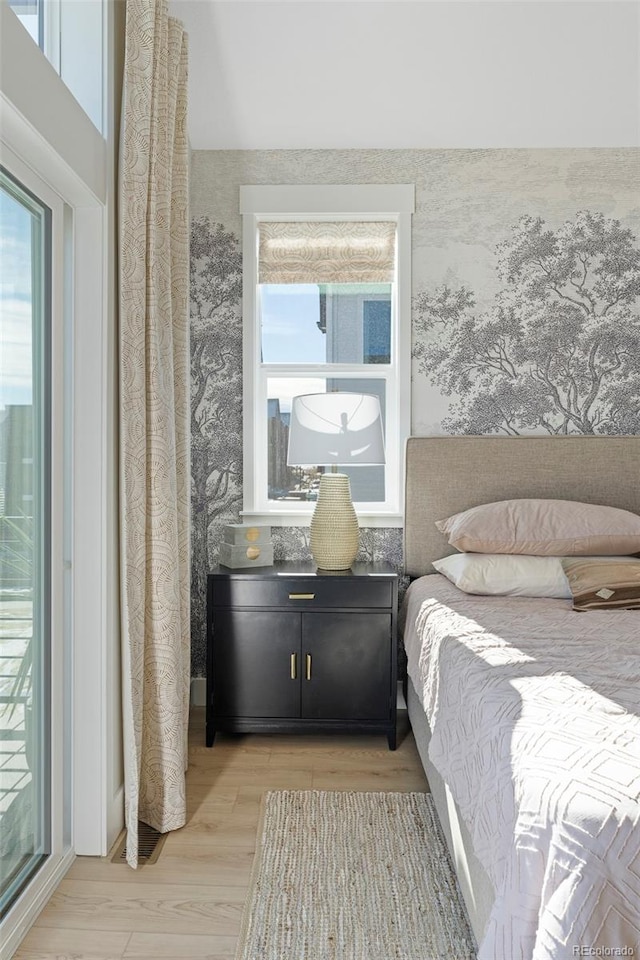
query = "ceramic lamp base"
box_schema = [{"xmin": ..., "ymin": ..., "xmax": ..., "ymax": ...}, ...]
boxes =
[{"xmin": 309, "ymin": 473, "xmax": 359, "ymax": 571}]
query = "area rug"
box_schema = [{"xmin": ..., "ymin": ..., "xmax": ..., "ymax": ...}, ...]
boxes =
[{"xmin": 235, "ymin": 790, "xmax": 477, "ymax": 960}]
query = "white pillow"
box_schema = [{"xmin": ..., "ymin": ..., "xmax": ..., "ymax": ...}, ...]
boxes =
[{"xmin": 432, "ymin": 553, "xmax": 572, "ymax": 598}]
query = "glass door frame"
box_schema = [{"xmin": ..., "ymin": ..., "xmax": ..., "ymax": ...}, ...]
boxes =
[
  {"xmin": 0, "ymin": 164, "xmax": 51, "ymax": 916},
  {"xmin": 0, "ymin": 144, "xmax": 70, "ymax": 955}
]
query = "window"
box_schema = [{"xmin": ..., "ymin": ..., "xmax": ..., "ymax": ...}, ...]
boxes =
[
  {"xmin": 7, "ymin": 0, "xmax": 103, "ymax": 132},
  {"xmin": 7, "ymin": 0, "xmax": 43, "ymax": 48},
  {"xmin": 241, "ymin": 185, "xmax": 413, "ymax": 525},
  {"xmin": 0, "ymin": 166, "xmax": 52, "ymax": 917},
  {"xmin": 1, "ymin": 3, "xmax": 112, "ymax": 949}
]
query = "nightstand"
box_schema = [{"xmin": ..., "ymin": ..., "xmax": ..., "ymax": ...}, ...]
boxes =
[{"xmin": 206, "ymin": 561, "xmax": 398, "ymax": 750}]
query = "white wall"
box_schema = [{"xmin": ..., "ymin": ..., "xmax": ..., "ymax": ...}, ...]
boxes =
[{"xmin": 171, "ymin": 0, "xmax": 640, "ymax": 150}]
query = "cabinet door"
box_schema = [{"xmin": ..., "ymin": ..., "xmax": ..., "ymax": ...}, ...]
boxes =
[
  {"xmin": 301, "ymin": 613, "xmax": 391, "ymax": 721},
  {"xmin": 212, "ymin": 610, "xmax": 301, "ymax": 718}
]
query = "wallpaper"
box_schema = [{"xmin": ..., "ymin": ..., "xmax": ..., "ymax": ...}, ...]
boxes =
[{"xmin": 190, "ymin": 149, "xmax": 640, "ymax": 676}]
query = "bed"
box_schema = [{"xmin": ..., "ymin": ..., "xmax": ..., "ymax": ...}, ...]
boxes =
[{"xmin": 401, "ymin": 436, "xmax": 640, "ymax": 959}]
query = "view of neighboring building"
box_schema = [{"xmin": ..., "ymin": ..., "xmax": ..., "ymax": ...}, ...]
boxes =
[{"xmin": 267, "ymin": 398, "xmax": 294, "ymax": 497}]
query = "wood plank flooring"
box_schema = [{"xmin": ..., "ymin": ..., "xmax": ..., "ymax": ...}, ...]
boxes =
[{"xmin": 14, "ymin": 708, "xmax": 428, "ymax": 960}]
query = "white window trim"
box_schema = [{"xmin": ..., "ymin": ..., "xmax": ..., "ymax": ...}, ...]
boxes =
[
  {"xmin": 0, "ymin": 142, "xmax": 72, "ymax": 960},
  {"xmin": 240, "ymin": 184, "xmax": 414, "ymax": 528},
  {"xmin": 0, "ymin": 0, "xmax": 114, "ymax": 945},
  {"xmin": 0, "ymin": 130, "xmax": 110, "ymax": 957}
]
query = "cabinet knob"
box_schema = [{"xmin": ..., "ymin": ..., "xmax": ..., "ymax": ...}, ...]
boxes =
[
  {"xmin": 289, "ymin": 593, "xmax": 315, "ymax": 600},
  {"xmin": 305, "ymin": 653, "xmax": 312, "ymax": 681},
  {"xmin": 290, "ymin": 653, "xmax": 297, "ymax": 680}
]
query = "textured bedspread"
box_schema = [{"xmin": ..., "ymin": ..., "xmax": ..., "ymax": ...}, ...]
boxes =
[{"xmin": 403, "ymin": 575, "xmax": 640, "ymax": 960}]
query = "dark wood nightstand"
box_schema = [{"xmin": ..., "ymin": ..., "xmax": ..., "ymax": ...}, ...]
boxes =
[{"xmin": 206, "ymin": 561, "xmax": 398, "ymax": 750}]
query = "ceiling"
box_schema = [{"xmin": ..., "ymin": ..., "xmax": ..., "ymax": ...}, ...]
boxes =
[{"xmin": 168, "ymin": 1, "xmax": 640, "ymax": 151}]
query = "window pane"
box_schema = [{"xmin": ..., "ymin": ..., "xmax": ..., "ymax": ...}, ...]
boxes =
[
  {"xmin": 7, "ymin": 0, "xmax": 42, "ymax": 47},
  {"xmin": 9, "ymin": 0, "xmax": 104, "ymax": 132},
  {"xmin": 60, "ymin": 0, "xmax": 104, "ymax": 131},
  {"xmin": 267, "ymin": 378, "xmax": 386, "ymax": 503},
  {"xmin": 261, "ymin": 284, "xmax": 392, "ymax": 365},
  {"xmin": 0, "ymin": 171, "xmax": 50, "ymax": 916}
]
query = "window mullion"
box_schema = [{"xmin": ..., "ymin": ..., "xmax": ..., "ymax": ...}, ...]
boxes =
[
  {"xmin": 260, "ymin": 363, "xmax": 392, "ymax": 378},
  {"xmin": 40, "ymin": 0, "xmax": 61, "ymax": 73}
]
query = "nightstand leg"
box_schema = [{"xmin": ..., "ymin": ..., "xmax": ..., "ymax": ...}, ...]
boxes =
[
  {"xmin": 206, "ymin": 724, "xmax": 216, "ymax": 748},
  {"xmin": 387, "ymin": 728, "xmax": 397, "ymax": 751}
]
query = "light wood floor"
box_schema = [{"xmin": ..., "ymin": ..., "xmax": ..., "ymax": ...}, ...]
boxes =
[{"xmin": 15, "ymin": 708, "xmax": 428, "ymax": 960}]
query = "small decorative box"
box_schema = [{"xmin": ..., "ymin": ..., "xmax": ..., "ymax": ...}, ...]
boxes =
[
  {"xmin": 219, "ymin": 541, "xmax": 274, "ymax": 569},
  {"xmin": 222, "ymin": 523, "xmax": 272, "ymax": 546}
]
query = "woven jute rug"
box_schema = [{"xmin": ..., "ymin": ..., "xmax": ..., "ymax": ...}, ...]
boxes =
[{"xmin": 235, "ymin": 790, "xmax": 477, "ymax": 960}]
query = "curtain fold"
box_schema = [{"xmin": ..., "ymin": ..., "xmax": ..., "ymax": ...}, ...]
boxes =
[{"xmin": 119, "ymin": 0, "xmax": 190, "ymax": 869}]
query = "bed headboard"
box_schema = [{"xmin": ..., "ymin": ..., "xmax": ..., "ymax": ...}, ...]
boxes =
[{"xmin": 403, "ymin": 436, "xmax": 640, "ymax": 578}]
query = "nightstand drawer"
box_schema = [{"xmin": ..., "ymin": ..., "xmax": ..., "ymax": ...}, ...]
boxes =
[{"xmin": 213, "ymin": 577, "xmax": 393, "ymax": 610}]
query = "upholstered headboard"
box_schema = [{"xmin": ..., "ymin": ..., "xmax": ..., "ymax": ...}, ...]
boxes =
[{"xmin": 403, "ymin": 436, "xmax": 640, "ymax": 578}]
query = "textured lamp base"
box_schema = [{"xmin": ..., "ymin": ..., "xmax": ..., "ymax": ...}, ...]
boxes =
[{"xmin": 310, "ymin": 474, "xmax": 359, "ymax": 571}]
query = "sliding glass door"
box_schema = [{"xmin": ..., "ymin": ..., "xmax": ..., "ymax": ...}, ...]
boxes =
[{"xmin": 0, "ymin": 168, "xmax": 51, "ymax": 916}]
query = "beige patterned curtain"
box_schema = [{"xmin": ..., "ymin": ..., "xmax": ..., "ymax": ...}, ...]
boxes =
[
  {"xmin": 259, "ymin": 221, "xmax": 396, "ymax": 284},
  {"xmin": 119, "ymin": 0, "xmax": 190, "ymax": 868}
]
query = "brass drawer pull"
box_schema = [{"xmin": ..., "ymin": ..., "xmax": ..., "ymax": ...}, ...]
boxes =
[
  {"xmin": 305, "ymin": 653, "xmax": 312, "ymax": 681},
  {"xmin": 290, "ymin": 653, "xmax": 297, "ymax": 680},
  {"xmin": 289, "ymin": 593, "xmax": 315, "ymax": 600}
]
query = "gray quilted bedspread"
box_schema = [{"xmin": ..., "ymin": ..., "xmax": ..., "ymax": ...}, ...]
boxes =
[{"xmin": 403, "ymin": 575, "xmax": 640, "ymax": 960}]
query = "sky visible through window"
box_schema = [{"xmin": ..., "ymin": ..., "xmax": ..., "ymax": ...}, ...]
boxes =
[
  {"xmin": 8, "ymin": 1, "xmax": 40, "ymax": 45},
  {"xmin": 0, "ymin": 186, "xmax": 34, "ymax": 412},
  {"xmin": 261, "ymin": 284, "xmax": 326, "ymax": 366},
  {"xmin": 262, "ymin": 285, "xmax": 328, "ymax": 413}
]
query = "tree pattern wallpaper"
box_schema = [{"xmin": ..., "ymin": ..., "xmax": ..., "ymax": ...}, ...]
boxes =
[
  {"xmin": 189, "ymin": 149, "xmax": 639, "ymax": 676},
  {"xmin": 414, "ymin": 211, "xmax": 640, "ymax": 436},
  {"xmin": 190, "ymin": 220, "xmax": 243, "ymax": 659}
]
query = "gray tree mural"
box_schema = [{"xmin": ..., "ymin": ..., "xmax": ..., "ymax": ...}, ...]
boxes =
[
  {"xmin": 190, "ymin": 218, "xmax": 243, "ymax": 656},
  {"xmin": 413, "ymin": 211, "xmax": 640, "ymax": 435}
]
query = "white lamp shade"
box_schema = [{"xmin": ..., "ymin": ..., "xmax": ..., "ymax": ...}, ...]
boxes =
[{"xmin": 287, "ymin": 393, "xmax": 385, "ymax": 466}]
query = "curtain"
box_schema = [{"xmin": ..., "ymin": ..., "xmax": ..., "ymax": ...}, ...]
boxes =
[
  {"xmin": 119, "ymin": 0, "xmax": 190, "ymax": 869},
  {"xmin": 259, "ymin": 221, "xmax": 396, "ymax": 284}
]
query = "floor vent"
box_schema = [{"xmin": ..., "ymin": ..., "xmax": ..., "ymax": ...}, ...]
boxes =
[{"xmin": 110, "ymin": 822, "xmax": 167, "ymax": 865}]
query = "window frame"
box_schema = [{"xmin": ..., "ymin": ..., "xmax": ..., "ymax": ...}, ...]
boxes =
[
  {"xmin": 7, "ymin": 0, "xmax": 104, "ymax": 133},
  {"xmin": 0, "ymin": 0, "xmax": 114, "ymax": 942},
  {"xmin": 0, "ymin": 143, "xmax": 67, "ymax": 949},
  {"xmin": 240, "ymin": 185, "xmax": 414, "ymax": 527}
]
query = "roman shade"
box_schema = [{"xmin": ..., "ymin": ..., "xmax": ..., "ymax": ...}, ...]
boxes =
[{"xmin": 258, "ymin": 221, "xmax": 396, "ymax": 284}]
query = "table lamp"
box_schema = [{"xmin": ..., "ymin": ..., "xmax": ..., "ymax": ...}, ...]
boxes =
[{"xmin": 287, "ymin": 392, "xmax": 385, "ymax": 570}]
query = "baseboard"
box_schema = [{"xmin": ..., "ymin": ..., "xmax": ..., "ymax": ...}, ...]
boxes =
[
  {"xmin": 0, "ymin": 847, "xmax": 75, "ymax": 960},
  {"xmin": 107, "ymin": 783, "xmax": 125, "ymax": 856},
  {"xmin": 190, "ymin": 676, "xmax": 206, "ymax": 707},
  {"xmin": 190, "ymin": 677, "xmax": 406, "ymax": 711}
]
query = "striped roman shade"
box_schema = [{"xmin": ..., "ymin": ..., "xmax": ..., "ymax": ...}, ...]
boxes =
[{"xmin": 258, "ymin": 221, "xmax": 396, "ymax": 284}]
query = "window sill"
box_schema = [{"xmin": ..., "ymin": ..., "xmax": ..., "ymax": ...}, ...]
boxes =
[{"xmin": 240, "ymin": 511, "xmax": 404, "ymax": 529}]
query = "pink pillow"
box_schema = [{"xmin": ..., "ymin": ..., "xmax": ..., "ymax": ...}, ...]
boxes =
[{"xmin": 435, "ymin": 499, "xmax": 640, "ymax": 557}]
